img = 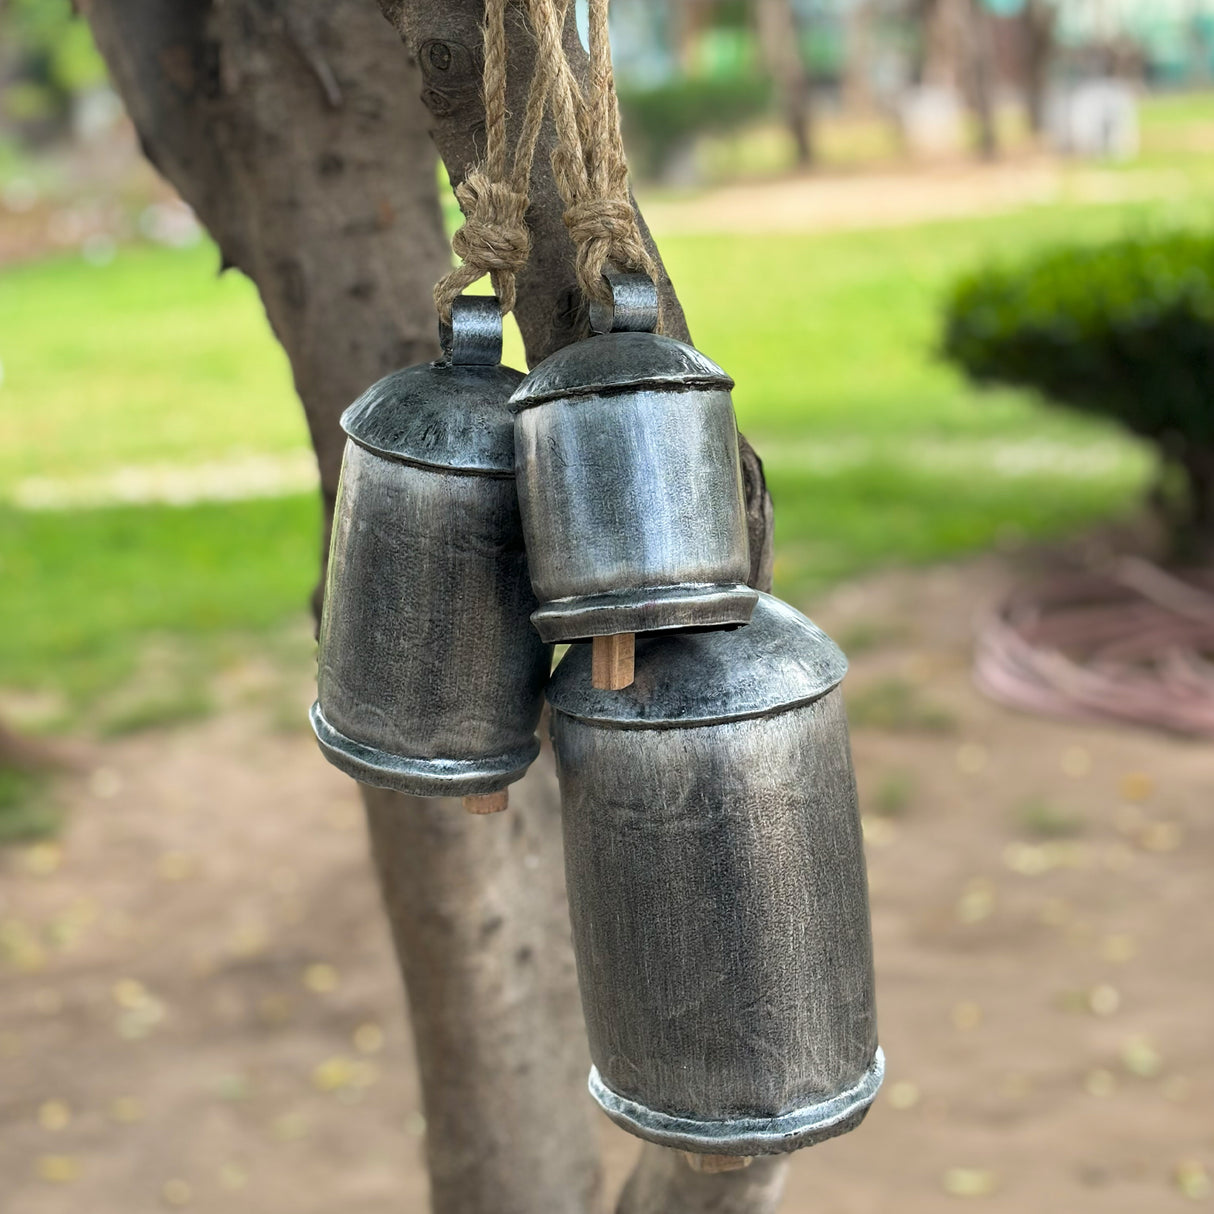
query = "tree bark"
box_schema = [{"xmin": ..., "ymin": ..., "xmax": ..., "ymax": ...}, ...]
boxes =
[
  {"xmin": 362, "ymin": 751, "xmax": 602, "ymax": 1214},
  {"xmin": 965, "ymin": 0, "xmax": 999, "ymax": 160},
  {"xmin": 1022, "ymin": 0, "xmax": 1056, "ymax": 135},
  {"xmin": 85, "ymin": 0, "xmax": 780, "ymax": 1210},
  {"xmin": 82, "ymin": 0, "xmax": 451, "ymax": 612},
  {"xmin": 619, "ymin": 1149, "xmax": 789, "ymax": 1214},
  {"xmin": 756, "ymin": 0, "xmax": 815, "ymax": 167}
]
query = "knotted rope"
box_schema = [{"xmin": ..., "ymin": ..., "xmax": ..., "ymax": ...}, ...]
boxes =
[
  {"xmin": 528, "ymin": 0, "xmax": 660, "ymax": 318},
  {"xmin": 434, "ymin": 0, "xmax": 551, "ymax": 321},
  {"xmin": 436, "ymin": 0, "xmax": 657, "ymax": 325}
]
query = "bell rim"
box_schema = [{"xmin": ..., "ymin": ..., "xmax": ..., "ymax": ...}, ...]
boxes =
[
  {"xmin": 532, "ymin": 583, "xmax": 758, "ymax": 644},
  {"xmin": 310, "ymin": 702, "xmax": 539, "ymax": 797},
  {"xmin": 588, "ymin": 1047, "xmax": 884, "ymax": 1157}
]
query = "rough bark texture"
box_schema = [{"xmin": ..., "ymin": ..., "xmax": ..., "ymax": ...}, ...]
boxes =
[
  {"xmin": 756, "ymin": 0, "xmax": 815, "ymax": 167},
  {"xmin": 86, "ymin": 0, "xmax": 780, "ymax": 1210},
  {"xmin": 83, "ymin": 0, "xmax": 450, "ymax": 612},
  {"xmin": 362, "ymin": 749, "xmax": 601, "ymax": 1214}
]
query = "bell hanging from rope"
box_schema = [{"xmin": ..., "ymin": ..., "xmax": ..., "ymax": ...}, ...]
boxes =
[
  {"xmin": 546, "ymin": 592, "xmax": 883, "ymax": 1159},
  {"xmin": 310, "ymin": 296, "xmax": 551, "ymax": 814},
  {"xmin": 511, "ymin": 270, "xmax": 757, "ymax": 690}
]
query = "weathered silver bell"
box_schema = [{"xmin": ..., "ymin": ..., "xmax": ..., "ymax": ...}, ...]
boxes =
[
  {"xmin": 310, "ymin": 297, "xmax": 551, "ymax": 811},
  {"xmin": 511, "ymin": 272, "xmax": 757, "ymax": 687},
  {"xmin": 546, "ymin": 592, "xmax": 883, "ymax": 1157}
]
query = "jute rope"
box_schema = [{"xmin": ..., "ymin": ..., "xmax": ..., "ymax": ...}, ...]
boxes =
[
  {"xmin": 528, "ymin": 0, "xmax": 660, "ymax": 317},
  {"xmin": 433, "ymin": 0, "xmax": 552, "ymax": 321},
  {"xmin": 435, "ymin": 0, "xmax": 658, "ymax": 325}
]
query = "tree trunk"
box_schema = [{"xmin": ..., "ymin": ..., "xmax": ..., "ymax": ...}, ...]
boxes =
[
  {"xmin": 1022, "ymin": 0, "xmax": 1056, "ymax": 135},
  {"xmin": 85, "ymin": 0, "xmax": 779, "ymax": 1210},
  {"xmin": 843, "ymin": 0, "xmax": 876, "ymax": 114},
  {"xmin": 965, "ymin": 0, "xmax": 998, "ymax": 159},
  {"xmin": 82, "ymin": 0, "xmax": 450, "ymax": 616},
  {"xmin": 1180, "ymin": 445, "xmax": 1214, "ymax": 551},
  {"xmin": 756, "ymin": 0, "xmax": 815, "ymax": 167}
]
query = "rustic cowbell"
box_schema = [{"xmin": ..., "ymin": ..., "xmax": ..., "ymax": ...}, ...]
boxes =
[
  {"xmin": 511, "ymin": 272, "xmax": 758, "ymax": 656},
  {"xmin": 310, "ymin": 297, "xmax": 551, "ymax": 809},
  {"xmin": 546, "ymin": 592, "xmax": 883, "ymax": 1157}
]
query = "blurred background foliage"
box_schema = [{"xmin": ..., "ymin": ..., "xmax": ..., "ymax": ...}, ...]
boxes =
[
  {"xmin": 0, "ymin": 0, "xmax": 106, "ymax": 137},
  {"xmin": 944, "ymin": 232, "xmax": 1214, "ymax": 548}
]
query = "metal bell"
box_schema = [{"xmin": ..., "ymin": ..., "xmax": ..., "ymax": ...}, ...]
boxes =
[
  {"xmin": 511, "ymin": 272, "xmax": 758, "ymax": 652},
  {"xmin": 311, "ymin": 297, "xmax": 551, "ymax": 807},
  {"xmin": 546, "ymin": 592, "xmax": 883, "ymax": 1157}
]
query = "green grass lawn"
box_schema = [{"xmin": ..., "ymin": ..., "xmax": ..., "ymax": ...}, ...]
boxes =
[{"xmin": 8, "ymin": 101, "xmax": 1214, "ymax": 737}]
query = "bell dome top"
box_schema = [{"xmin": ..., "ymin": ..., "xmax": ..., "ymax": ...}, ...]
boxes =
[
  {"xmin": 341, "ymin": 360, "xmax": 524, "ymax": 476},
  {"xmin": 510, "ymin": 331, "xmax": 734, "ymax": 412},
  {"xmin": 547, "ymin": 593, "xmax": 848, "ymax": 729}
]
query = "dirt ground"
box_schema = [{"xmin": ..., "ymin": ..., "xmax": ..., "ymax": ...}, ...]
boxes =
[{"xmin": 1, "ymin": 552, "xmax": 1211, "ymax": 1213}]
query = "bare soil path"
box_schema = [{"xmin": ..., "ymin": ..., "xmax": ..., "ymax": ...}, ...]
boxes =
[{"xmin": 1, "ymin": 554, "xmax": 1211, "ymax": 1212}]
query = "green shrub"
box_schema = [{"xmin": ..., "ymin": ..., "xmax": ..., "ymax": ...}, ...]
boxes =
[
  {"xmin": 618, "ymin": 74, "xmax": 773, "ymax": 178},
  {"xmin": 942, "ymin": 232, "xmax": 1214, "ymax": 541}
]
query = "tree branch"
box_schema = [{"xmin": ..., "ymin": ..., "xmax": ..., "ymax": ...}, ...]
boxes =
[
  {"xmin": 379, "ymin": 0, "xmax": 774, "ymax": 590},
  {"xmin": 618, "ymin": 1147, "xmax": 789, "ymax": 1214}
]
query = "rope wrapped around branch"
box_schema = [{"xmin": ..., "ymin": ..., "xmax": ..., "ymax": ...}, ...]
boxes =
[
  {"xmin": 527, "ymin": 0, "xmax": 660, "ymax": 318},
  {"xmin": 434, "ymin": 0, "xmax": 552, "ymax": 321}
]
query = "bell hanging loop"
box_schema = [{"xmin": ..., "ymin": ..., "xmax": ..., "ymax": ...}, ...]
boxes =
[
  {"xmin": 440, "ymin": 294, "xmax": 505, "ymax": 366},
  {"xmin": 588, "ymin": 268, "xmax": 660, "ymax": 336}
]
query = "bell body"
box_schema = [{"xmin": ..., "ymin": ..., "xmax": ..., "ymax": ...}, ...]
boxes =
[
  {"xmin": 312, "ymin": 301, "xmax": 551, "ymax": 798},
  {"xmin": 512, "ymin": 328, "xmax": 757, "ymax": 643},
  {"xmin": 547, "ymin": 593, "xmax": 882, "ymax": 1156}
]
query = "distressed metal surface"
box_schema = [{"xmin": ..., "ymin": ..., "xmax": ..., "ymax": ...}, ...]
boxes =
[
  {"xmin": 549, "ymin": 593, "xmax": 880, "ymax": 1155},
  {"xmin": 511, "ymin": 329, "xmax": 733, "ymax": 410},
  {"xmin": 340, "ymin": 360, "xmax": 521, "ymax": 475},
  {"xmin": 512, "ymin": 297, "xmax": 753, "ymax": 641},
  {"xmin": 312, "ymin": 300, "xmax": 551, "ymax": 798},
  {"xmin": 439, "ymin": 294, "xmax": 503, "ymax": 365},
  {"xmin": 513, "ymin": 373, "xmax": 755, "ymax": 640}
]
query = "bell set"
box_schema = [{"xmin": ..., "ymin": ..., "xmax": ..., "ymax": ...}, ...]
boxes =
[{"xmin": 311, "ymin": 277, "xmax": 882, "ymax": 1159}]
